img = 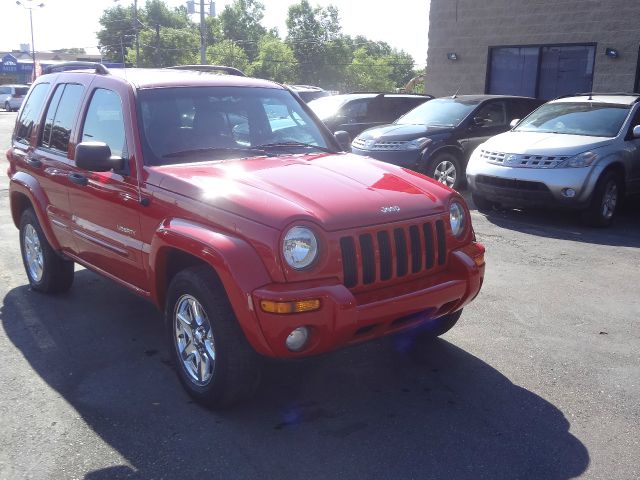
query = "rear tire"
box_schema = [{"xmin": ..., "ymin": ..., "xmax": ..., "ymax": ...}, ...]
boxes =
[
  {"xmin": 166, "ymin": 266, "xmax": 262, "ymax": 409},
  {"xmin": 4, "ymin": 102, "xmax": 10, "ymax": 112},
  {"xmin": 19, "ymin": 208, "xmax": 74, "ymax": 293},
  {"xmin": 583, "ymin": 170, "xmax": 621, "ymax": 227}
]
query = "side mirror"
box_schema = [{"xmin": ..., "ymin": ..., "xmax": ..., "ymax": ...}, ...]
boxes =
[
  {"xmin": 334, "ymin": 130, "xmax": 352, "ymax": 152},
  {"xmin": 75, "ymin": 142, "xmax": 124, "ymax": 172},
  {"xmin": 633, "ymin": 125, "xmax": 640, "ymax": 139},
  {"xmin": 510, "ymin": 118, "xmax": 520, "ymax": 128}
]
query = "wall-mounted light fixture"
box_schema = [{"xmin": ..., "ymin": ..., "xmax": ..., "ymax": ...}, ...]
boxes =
[
  {"xmin": 447, "ymin": 52, "xmax": 459, "ymax": 61},
  {"xmin": 605, "ymin": 47, "xmax": 619, "ymax": 59}
]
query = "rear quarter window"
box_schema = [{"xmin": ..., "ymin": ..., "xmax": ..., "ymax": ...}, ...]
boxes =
[{"xmin": 14, "ymin": 83, "xmax": 50, "ymax": 145}]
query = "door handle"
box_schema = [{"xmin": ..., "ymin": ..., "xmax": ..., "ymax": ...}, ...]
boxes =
[
  {"xmin": 68, "ymin": 172, "xmax": 88, "ymax": 186},
  {"xmin": 25, "ymin": 156, "xmax": 42, "ymax": 168}
]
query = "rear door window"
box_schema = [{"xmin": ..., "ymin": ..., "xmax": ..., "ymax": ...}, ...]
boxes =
[
  {"xmin": 40, "ymin": 83, "xmax": 85, "ymax": 153},
  {"xmin": 15, "ymin": 83, "xmax": 50, "ymax": 144}
]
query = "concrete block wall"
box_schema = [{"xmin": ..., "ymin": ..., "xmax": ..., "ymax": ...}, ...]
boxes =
[{"xmin": 425, "ymin": 0, "xmax": 640, "ymax": 97}]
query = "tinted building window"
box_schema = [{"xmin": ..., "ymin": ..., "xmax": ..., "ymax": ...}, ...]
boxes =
[
  {"xmin": 41, "ymin": 83, "xmax": 84, "ymax": 153},
  {"xmin": 15, "ymin": 83, "xmax": 50, "ymax": 144},
  {"xmin": 488, "ymin": 44, "xmax": 595, "ymax": 100}
]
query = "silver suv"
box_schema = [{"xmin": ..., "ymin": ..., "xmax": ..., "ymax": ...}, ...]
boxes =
[
  {"xmin": 0, "ymin": 84, "xmax": 30, "ymax": 112},
  {"xmin": 466, "ymin": 94, "xmax": 640, "ymax": 226}
]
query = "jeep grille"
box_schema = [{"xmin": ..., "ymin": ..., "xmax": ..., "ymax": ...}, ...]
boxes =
[{"xmin": 339, "ymin": 219, "xmax": 447, "ymax": 288}]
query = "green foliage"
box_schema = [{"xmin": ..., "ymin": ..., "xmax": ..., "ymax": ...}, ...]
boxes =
[
  {"xmin": 206, "ymin": 40, "xmax": 249, "ymax": 72},
  {"xmin": 344, "ymin": 48, "xmax": 395, "ymax": 92},
  {"xmin": 52, "ymin": 48, "xmax": 87, "ymax": 55},
  {"xmin": 97, "ymin": 5, "xmax": 135, "ymax": 62},
  {"xmin": 96, "ymin": 0, "xmax": 421, "ymax": 90},
  {"xmin": 128, "ymin": 27, "xmax": 199, "ymax": 67},
  {"xmin": 285, "ymin": 0, "xmax": 342, "ymax": 86},
  {"xmin": 219, "ymin": 0, "xmax": 267, "ymax": 62},
  {"xmin": 248, "ymin": 36, "xmax": 297, "ymax": 83}
]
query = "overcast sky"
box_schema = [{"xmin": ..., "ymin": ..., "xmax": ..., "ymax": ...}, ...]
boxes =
[{"xmin": 1, "ymin": 0, "xmax": 429, "ymax": 67}]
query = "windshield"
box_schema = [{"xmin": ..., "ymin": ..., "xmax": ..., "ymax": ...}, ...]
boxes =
[
  {"xmin": 395, "ymin": 98, "xmax": 479, "ymax": 127},
  {"xmin": 307, "ymin": 95, "xmax": 349, "ymax": 119},
  {"xmin": 515, "ymin": 102, "xmax": 630, "ymax": 137},
  {"xmin": 138, "ymin": 86, "xmax": 331, "ymax": 165}
]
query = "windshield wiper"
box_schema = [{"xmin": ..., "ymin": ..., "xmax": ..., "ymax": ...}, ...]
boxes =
[
  {"xmin": 162, "ymin": 147, "xmax": 268, "ymax": 159},
  {"xmin": 253, "ymin": 141, "xmax": 335, "ymax": 153}
]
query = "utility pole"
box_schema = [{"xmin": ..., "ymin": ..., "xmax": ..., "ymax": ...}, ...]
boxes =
[
  {"xmin": 187, "ymin": 1, "xmax": 214, "ymax": 64},
  {"xmin": 134, "ymin": 0, "xmax": 139, "ymax": 67},
  {"xmin": 200, "ymin": 0, "xmax": 206, "ymax": 64},
  {"xmin": 16, "ymin": 1, "xmax": 44, "ymax": 82}
]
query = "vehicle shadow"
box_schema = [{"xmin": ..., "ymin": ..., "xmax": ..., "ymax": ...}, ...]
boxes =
[
  {"xmin": 465, "ymin": 192, "xmax": 640, "ymax": 248},
  {"xmin": 1, "ymin": 271, "xmax": 589, "ymax": 480}
]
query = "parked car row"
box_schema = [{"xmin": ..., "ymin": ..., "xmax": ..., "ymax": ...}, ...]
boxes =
[{"xmin": 307, "ymin": 89, "xmax": 638, "ymax": 227}]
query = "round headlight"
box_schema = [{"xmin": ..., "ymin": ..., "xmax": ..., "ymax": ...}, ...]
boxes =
[
  {"xmin": 449, "ymin": 202, "xmax": 466, "ymax": 237},
  {"xmin": 282, "ymin": 226, "xmax": 318, "ymax": 270}
]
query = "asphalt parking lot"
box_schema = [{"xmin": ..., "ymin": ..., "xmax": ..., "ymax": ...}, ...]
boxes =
[{"xmin": 0, "ymin": 109, "xmax": 638, "ymax": 480}]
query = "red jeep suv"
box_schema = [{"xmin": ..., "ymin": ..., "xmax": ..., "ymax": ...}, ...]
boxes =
[{"xmin": 6, "ymin": 63, "xmax": 485, "ymax": 408}]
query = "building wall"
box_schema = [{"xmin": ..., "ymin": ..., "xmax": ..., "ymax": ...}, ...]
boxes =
[{"xmin": 425, "ymin": 0, "xmax": 640, "ymax": 97}]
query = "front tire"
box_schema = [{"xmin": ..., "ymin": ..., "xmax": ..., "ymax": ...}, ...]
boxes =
[
  {"xmin": 166, "ymin": 266, "xmax": 262, "ymax": 409},
  {"xmin": 583, "ymin": 170, "xmax": 621, "ymax": 227},
  {"xmin": 19, "ymin": 208, "xmax": 74, "ymax": 293},
  {"xmin": 419, "ymin": 310, "xmax": 463, "ymax": 339},
  {"xmin": 4, "ymin": 102, "xmax": 10, "ymax": 112},
  {"xmin": 426, "ymin": 153, "xmax": 463, "ymax": 190}
]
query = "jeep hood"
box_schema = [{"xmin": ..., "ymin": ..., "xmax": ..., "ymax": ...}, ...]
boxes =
[
  {"xmin": 149, "ymin": 153, "xmax": 451, "ymax": 231},
  {"xmin": 482, "ymin": 131, "xmax": 615, "ymax": 156}
]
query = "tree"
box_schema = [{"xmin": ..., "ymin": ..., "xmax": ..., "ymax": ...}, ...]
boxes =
[
  {"xmin": 128, "ymin": 26, "xmax": 199, "ymax": 67},
  {"xmin": 219, "ymin": 0, "xmax": 267, "ymax": 62},
  {"xmin": 249, "ymin": 36, "xmax": 297, "ymax": 83},
  {"xmin": 97, "ymin": 5, "xmax": 136, "ymax": 63},
  {"xmin": 344, "ymin": 47, "xmax": 394, "ymax": 92},
  {"xmin": 52, "ymin": 48, "xmax": 87, "ymax": 55},
  {"xmin": 286, "ymin": 0, "xmax": 343, "ymax": 86},
  {"xmin": 206, "ymin": 40, "xmax": 249, "ymax": 72}
]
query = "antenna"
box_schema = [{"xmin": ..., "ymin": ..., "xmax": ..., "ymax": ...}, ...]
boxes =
[{"xmin": 451, "ymin": 84, "xmax": 462, "ymax": 98}]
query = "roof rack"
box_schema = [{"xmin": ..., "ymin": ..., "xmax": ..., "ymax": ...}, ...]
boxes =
[
  {"xmin": 348, "ymin": 91, "xmax": 433, "ymax": 98},
  {"xmin": 554, "ymin": 92, "xmax": 640, "ymax": 101},
  {"xmin": 42, "ymin": 62, "xmax": 110, "ymax": 75},
  {"xmin": 166, "ymin": 65, "xmax": 246, "ymax": 77}
]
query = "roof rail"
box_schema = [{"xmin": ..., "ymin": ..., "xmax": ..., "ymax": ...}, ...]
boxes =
[
  {"xmin": 347, "ymin": 91, "xmax": 433, "ymax": 98},
  {"xmin": 42, "ymin": 62, "xmax": 110, "ymax": 75},
  {"xmin": 166, "ymin": 65, "xmax": 246, "ymax": 77},
  {"xmin": 554, "ymin": 92, "xmax": 640, "ymax": 101}
]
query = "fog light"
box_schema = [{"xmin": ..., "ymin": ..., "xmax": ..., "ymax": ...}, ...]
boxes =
[
  {"xmin": 562, "ymin": 188, "xmax": 576, "ymax": 198},
  {"xmin": 286, "ymin": 326, "xmax": 310, "ymax": 352}
]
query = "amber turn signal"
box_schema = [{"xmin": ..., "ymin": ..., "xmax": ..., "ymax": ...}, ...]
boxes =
[{"xmin": 260, "ymin": 299, "xmax": 321, "ymax": 314}]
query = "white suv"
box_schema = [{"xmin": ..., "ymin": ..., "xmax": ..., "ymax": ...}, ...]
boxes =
[
  {"xmin": 0, "ymin": 84, "xmax": 30, "ymax": 112},
  {"xmin": 466, "ymin": 94, "xmax": 640, "ymax": 226}
]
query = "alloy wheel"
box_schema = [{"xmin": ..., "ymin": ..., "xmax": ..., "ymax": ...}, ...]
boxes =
[
  {"xmin": 174, "ymin": 294, "xmax": 216, "ymax": 386},
  {"xmin": 601, "ymin": 180, "xmax": 618, "ymax": 220},
  {"xmin": 22, "ymin": 224, "xmax": 44, "ymax": 282},
  {"xmin": 434, "ymin": 160, "xmax": 457, "ymax": 187}
]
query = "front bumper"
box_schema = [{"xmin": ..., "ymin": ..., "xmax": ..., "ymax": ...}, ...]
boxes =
[
  {"xmin": 251, "ymin": 243, "xmax": 484, "ymax": 358},
  {"xmin": 466, "ymin": 161, "xmax": 601, "ymax": 208}
]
